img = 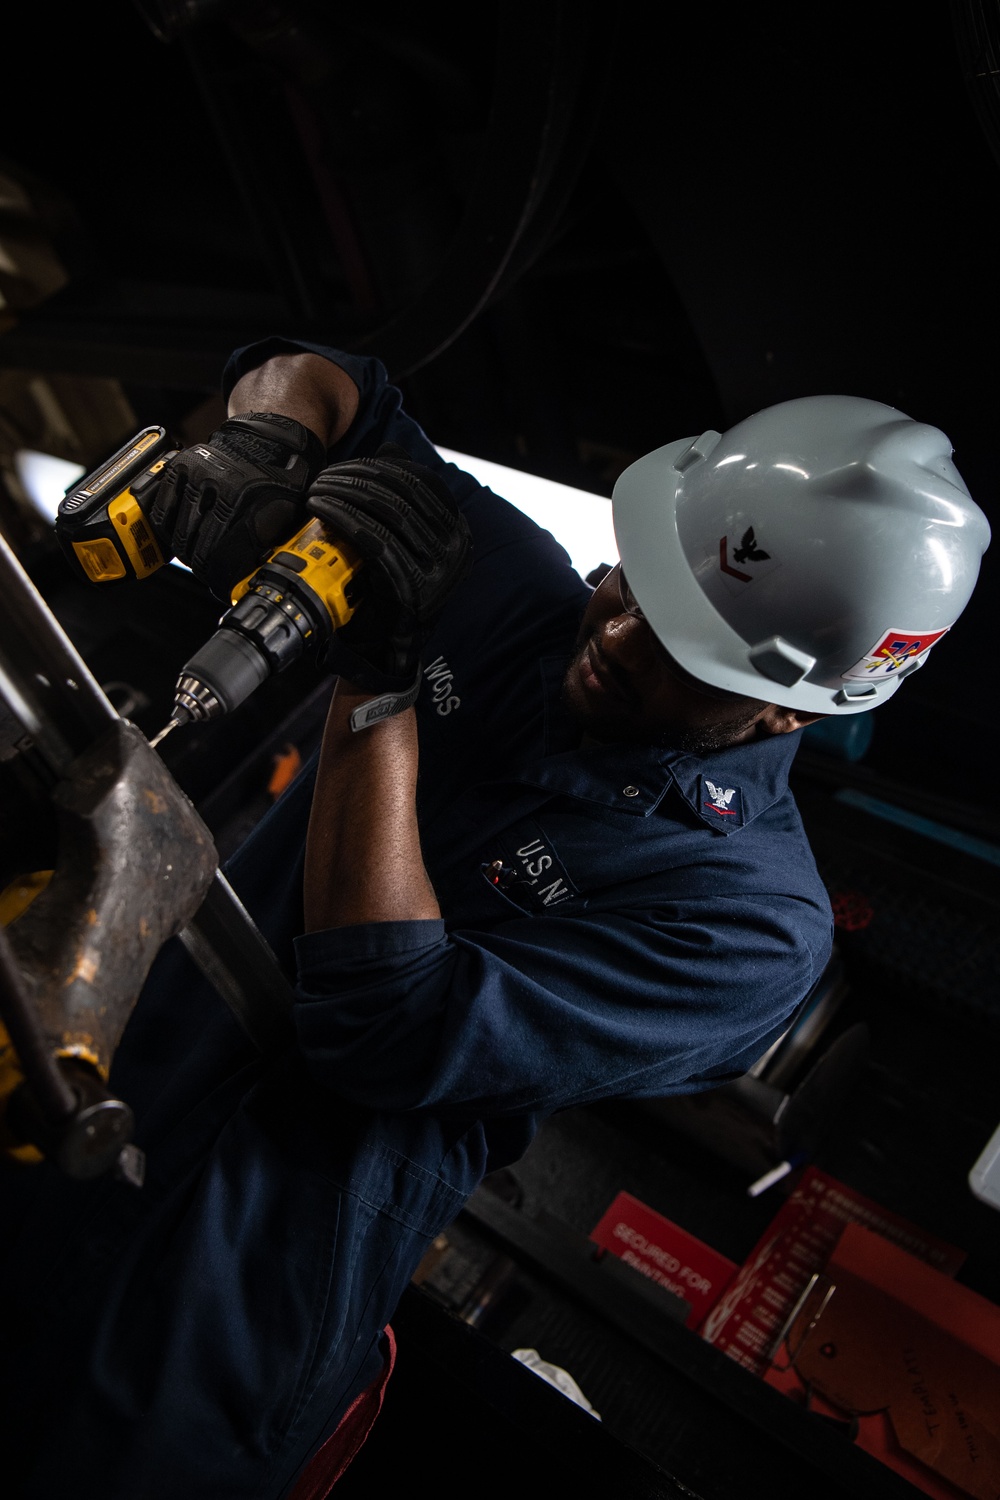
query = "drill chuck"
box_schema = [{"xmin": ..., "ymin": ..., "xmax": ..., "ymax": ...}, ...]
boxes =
[
  {"xmin": 169, "ymin": 580, "xmax": 322, "ymax": 725},
  {"xmin": 171, "ymin": 629, "xmax": 270, "ymax": 724}
]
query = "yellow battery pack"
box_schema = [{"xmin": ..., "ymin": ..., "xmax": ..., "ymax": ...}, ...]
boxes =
[{"xmin": 56, "ymin": 426, "xmax": 177, "ymax": 585}]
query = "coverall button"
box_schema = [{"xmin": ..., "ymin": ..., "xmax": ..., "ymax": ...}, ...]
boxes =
[{"xmin": 623, "ymin": 785, "xmax": 639, "ymax": 797}]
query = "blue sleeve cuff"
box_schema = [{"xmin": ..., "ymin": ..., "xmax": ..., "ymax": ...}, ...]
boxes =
[
  {"xmin": 220, "ymin": 336, "xmax": 513, "ymax": 525},
  {"xmin": 295, "ymin": 919, "xmax": 447, "ymax": 978},
  {"xmin": 222, "ymin": 336, "xmax": 448, "ymax": 467},
  {"xmin": 222, "ymin": 337, "xmax": 388, "ymax": 407}
]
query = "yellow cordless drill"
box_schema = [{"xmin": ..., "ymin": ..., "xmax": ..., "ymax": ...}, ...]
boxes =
[{"xmin": 56, "ymin": 427, "xmax": 361, "ymax": 744}]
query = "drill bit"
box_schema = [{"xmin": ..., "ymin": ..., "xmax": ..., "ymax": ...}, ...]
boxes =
[
  {"xmin": 148, "ymin": 719, "xmax": 180, "ymax": 750},
  {"xmin": 147, "ymin": 662, "xmax": 225, "ymax": 751}
]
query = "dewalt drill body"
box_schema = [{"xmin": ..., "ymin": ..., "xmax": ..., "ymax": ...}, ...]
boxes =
[{"xmin": 56, "ymin": 427, "xmax": 361, "ymax": 742}]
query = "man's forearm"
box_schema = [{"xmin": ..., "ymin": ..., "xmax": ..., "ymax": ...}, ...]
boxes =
[
  {"xmin": 227, "ymin": 352, "xmax": 360, "ymax": 449},
  {"xmin": 303, "ymin": 682, "xmax": 441, "ymax": 932}
]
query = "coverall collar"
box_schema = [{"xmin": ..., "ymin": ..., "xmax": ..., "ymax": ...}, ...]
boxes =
[{"xmin": 508, "ymin": 655, "xmax": 803, "ymax": 832}]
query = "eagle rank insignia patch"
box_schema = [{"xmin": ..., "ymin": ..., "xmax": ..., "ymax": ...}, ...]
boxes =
[{"xmin": 700, "ymin": 777, "xmax": 743, "ymax": 824}]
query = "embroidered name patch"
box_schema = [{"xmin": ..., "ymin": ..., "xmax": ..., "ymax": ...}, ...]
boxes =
[
  {"xmin": 423, "ymin": 655, "xmax": 461, "ymax": 715},
  {"xmin": 480, "ymin": 821, "xmax": 582, "ymax": 912}
]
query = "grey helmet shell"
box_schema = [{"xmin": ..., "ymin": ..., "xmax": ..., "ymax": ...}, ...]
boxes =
[{"xmin": 612, "ymin": 395, "xmax": 991, "ymax": 715}]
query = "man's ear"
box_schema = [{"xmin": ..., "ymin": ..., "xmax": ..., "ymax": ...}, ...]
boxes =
[{"xmin": 756, "ymin": 705, "xmax": 828, "ymax": 737}]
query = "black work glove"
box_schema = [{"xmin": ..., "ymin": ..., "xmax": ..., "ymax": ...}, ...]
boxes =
[
  {"xmin": 306, "ymin": 444, "xmax": 473, "ymax": 695},
  {"xmin": 146, "ymin": 412, "xmax": 327, "ymax": 599}
]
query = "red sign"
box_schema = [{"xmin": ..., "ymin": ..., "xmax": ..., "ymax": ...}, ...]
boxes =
[
  {"xmin": 590, "ymin": 1191, "xmax": 738, "ymax": 1329},
  {"xmin": 699, "ymin": 1167, "xmax": 966, "ymax": 1376}
]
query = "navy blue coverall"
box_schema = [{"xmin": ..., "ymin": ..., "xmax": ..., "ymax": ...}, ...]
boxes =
[{"xmin": 1, "ymin": 342, "xmax": 833, "ymax": 1499}]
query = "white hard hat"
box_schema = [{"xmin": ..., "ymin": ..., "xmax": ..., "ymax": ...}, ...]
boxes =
[{"xmin": 612, "ymin": 395, "xmax": 991, "ymax": 715}]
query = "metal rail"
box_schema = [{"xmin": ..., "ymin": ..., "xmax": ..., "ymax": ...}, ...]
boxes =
[{"xmin": 0, "ymin": 528, "xmax": 293, "ymax": 1173}]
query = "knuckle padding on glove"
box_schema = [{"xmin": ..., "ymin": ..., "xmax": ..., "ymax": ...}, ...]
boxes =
[
  {"xmin": 308, "ymin": 506, "xmax": 454, "ymax": 608},
  {"xmin": 313, "ymin": 500, "xmax": 429, "ymax": 614},
  {"xmin": 304, "ymin": 452, "xmax": 472, "ymax": 691},
  {"xmin": 147, "ymin": 412, "xmax": 327, "ymax": 597}
]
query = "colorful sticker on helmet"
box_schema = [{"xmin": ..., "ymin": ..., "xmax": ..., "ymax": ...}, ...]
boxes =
[{"xmin": 843, "ymin": 627, "xmax": 949, "ymax": 680}]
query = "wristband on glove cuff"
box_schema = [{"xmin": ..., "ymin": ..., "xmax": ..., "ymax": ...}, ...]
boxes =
[
  {"xmin": 224, "ymin": 411, "xmax": 328, "ymax": 476},
  {"xmin": 348, "ymin": 671, "xmax": 422, "ymax": 732}
]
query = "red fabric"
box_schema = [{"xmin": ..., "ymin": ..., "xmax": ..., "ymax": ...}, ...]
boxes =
[{"xmin": 287, "ymin": 1325, "xmax": 397, "ymax": 1498}]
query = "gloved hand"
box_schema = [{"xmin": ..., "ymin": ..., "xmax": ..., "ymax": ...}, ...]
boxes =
[
  {"xmin": 146, "ymin": 412, "xmax": 327, "ymax": 599},
  {"xmin": 306, "ymin": 444, "xmax": 473, "ymax": 695}
]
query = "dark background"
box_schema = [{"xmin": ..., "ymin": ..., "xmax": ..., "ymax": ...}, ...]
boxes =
[
  {"xmin": 1, "ymin": 1, "xmax": 998, "ymax": 829},
  {"xmin": 3, "ymin": 9, "xmax": 1000, "ymax": 1493}
]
